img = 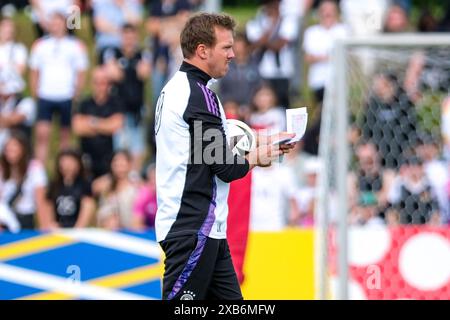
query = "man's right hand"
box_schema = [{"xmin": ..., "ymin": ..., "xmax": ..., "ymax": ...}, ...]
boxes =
[{"xmin": 246, "ymin": 143, "xmax": 283, "ymax": 169}]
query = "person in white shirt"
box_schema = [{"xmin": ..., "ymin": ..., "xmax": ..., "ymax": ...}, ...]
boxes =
[
  {"xmin": 0, "ymin": 75, "xmax": 36, "ymax": 151},
  {"xmin": 246, "ymin": 0, "xmax": 299, "ymax": 108},
  {"xmin": 280, "ymin": 0, "xmax": 313, "ymax": 96},
  {"xmin": 249, "ymin": 84, "xmax": 286, "ymax": 136},
  {"xmin": 303, "ymin": 0, "xmax": 348, "ymax": 104},
  {"xmin": 29, "ymin": 11, "xmax": 88, "ymax": 164},
  {"xmin": 0, "ymin": 132, "xmax": 49, "ymax": 232},
  {"xmin": 30, "ymin": 0, "xmax": 77, "ymax": 36},
  {"xmin": 0, "ymin": 16, "xmax": 27, "ymax": 88},
  {"xmin": 250, "ymin": 162, "xmax": 299, "ymax": 231}
]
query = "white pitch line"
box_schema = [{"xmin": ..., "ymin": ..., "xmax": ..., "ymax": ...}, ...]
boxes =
[
  {"xmin": 0, "ymin": 263, "xmax": 152, "ymax": 300},
  {"xmin": 56, "ymin": 229, "xmax": 162, "ymax": 260}
]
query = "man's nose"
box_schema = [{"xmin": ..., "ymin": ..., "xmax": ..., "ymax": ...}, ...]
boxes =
[{"xmin": 229, "ymin": 49, "xmax": 235, "ymax": 59}]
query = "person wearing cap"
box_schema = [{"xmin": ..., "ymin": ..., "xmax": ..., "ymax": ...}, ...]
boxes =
[{"xmin": 29, "ymin": 11, "xmax": 88, "ymax": 164}]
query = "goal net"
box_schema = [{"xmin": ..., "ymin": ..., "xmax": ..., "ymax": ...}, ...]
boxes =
[{"xmin": 316, "ymin": 34, "xmax": 450, "ymax": 300}]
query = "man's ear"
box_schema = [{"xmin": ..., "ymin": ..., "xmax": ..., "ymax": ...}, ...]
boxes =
[{"xmin": 196, "ymin": 44, "xmax": 208, "ymax": 60}]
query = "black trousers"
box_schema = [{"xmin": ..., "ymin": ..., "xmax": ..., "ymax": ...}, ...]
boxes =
[{"xmin": 160, "ymin": 234, "xmax": 243, "ymax": 300}]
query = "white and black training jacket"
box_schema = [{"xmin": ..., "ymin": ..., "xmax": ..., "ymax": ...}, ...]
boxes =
[{"xmin": 154, "ymin": 61, "xmax": 250, "ymax": 242}]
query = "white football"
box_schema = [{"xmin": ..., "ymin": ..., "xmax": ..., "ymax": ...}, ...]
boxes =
[{"xmin": 226, "ymin": 119, "xmax": 256, "ymax": 157}]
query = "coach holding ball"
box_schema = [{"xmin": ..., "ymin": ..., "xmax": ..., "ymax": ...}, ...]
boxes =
[{"xmin": 154, "ymin": 12, "xmax": 295, "ymax": 300}]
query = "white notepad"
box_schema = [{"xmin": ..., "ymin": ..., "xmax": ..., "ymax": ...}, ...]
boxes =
[{"xmin": 272, "ymin": 107, "xmax": 308, "ymax": 145}]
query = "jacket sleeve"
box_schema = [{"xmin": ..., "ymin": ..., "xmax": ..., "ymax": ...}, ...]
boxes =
[{"xmin": 183, "ymin": 84, "xmax": 249, "ymax": 183}]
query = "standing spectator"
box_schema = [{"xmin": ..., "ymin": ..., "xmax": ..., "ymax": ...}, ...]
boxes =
[
  {"xmin": 0, "ymin": 75, "xmax": 36, "ymax": 151},
  {"xmin": 415, "ymin": 134, "xmax": 449, "ymax": 224},
  {"xmin": 246, "ymin": 0, "xmax": 299, "ymax": 108},
  {"xmin": 132, "ymin": 162, "xmax": 157, "ymax": 231},
  {"xmin": 359, "ymin": 72, "xmax": 418, "ymax": 170},
  {"xmin": 280, "ymin": 0, "xmax": 313, "ymax": 96},
  {"xmin": 29, "ymin": 11, "xmax": 88, "ymax": 164},
  {"xmin": 350, "ymin": 191, "xmax": 385, "ymax": 226},
  {"xmin": 218, "ymin": 32, "xmax": 261, "ymax": 122},
  {"xmin": 0, "ymin": 16, "xmax": 27, "ymax": 89},
  {"xmin": 30, "ymin": 0, "xmax": 77, "ymax": 37},
  {"xmin": 97, "ymin": 150, "xmax": 139, "ymax": 230},
  {"xmin": 72, "ymin": 67, "xmax": 125, "ymax": 179},
  {"xmin": 46, "ymin": 149, "xmax": 95, "ymax": 228},
  {"xmin": 146, "ymin": 0, "xmax": 191, "ymax": 103},
  {"xmin": 101, "ymin": 23, "xmax": 151, "ymax": 173},
  {"xmin": 249, "ymin": 84, "xmax": 286, "ymax": 135},
  {"xmin": 388, "ymin": 156, "xmax": 440, "ymax": 225},
  {"xmin": 92, "ymin": 0, "xmax": 143, "ymax": 57},
  {"xmin": 0, "ymin": 132, "xmax": 50, "ymax": 231},
  {"xmin": 383, "ymin": 4, "xmax": 412, "ymax": 33},
  {"xmin": 303, "ymin": 0, "xmax": 348, "ymax": 104}
]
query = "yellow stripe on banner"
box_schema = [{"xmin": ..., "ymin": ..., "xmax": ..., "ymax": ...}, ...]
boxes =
[
  {"xmin": 22, "ymin": 263, "xmax": 164, "ymax": 300},
  {"xmin": 0, "ymin": 234, "xmax": 75, "ymax": 261}
]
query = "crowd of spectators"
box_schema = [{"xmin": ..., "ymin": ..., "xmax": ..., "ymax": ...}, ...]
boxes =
[{"xmin": 0, "ymin": 0, "xmax": 449, "ymax": 233}]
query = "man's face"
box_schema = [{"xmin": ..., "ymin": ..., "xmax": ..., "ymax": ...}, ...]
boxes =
[
  {"xmin": 206, "ymin": 27, "xmax": 235, "ymax": 79},
  {"xmin": 49, "ymin": 13, "xmax": 67, "ymax": 37},
  {"xmin": 122, "ymin": 29, "xmax": 138, "ymax": 49}
]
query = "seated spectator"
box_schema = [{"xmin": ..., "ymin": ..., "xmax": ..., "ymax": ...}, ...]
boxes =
[
  {"xmin": 348, "ymin": 140, "xmax": 396, "ymax": 212},
  {"xmin": 340, "ymin": 0, "xmax": 389, "ymax": 36},
  {"xmin": 249, "ymin": 84, "xmax": 286, "ymax": 136},
  {"xmin": 46, "ymin": 149, "xmax": 95, "ymax": 229},
  {"xmin": 92, "ymin": 0, "xmax": 143, "ymax": 57},
  {"xmin": 29, "ymin": 11, "xmax": 88, "ymax": 164},
  {"xmin": 219, "ymin": 32, "xmax": 261, "ymax": 122},
  {"xmin": 0, "ymin": 16, "xmax": 33, "ymax": 149},
  {"xmin": 0, "ymin": 16, "xmax": 27, "ymax": 87},
  {"xmin": 388, "ymin": 156, "xmax": 440, "ymax": 225},
  {"xmin": 415, "ymin": 133, "xmax": 449, "ymax": 224},
  {"xmin": 250, "ymin": 163, "xmax": 299, "ymax": 231},
  {"xmin": 246, "ymin": 0, "xmax": 299, "ymax": 108},
  {"xmin": 0, "ymin": 73, "xmax": 36, "ymax": 151},
  {"xmin": 101, "ymin": 23, "xmax": 151, "ymax": 173},
  {"xmin": 72, "ymin": 67, "xmax": 125, "ymax": 179},
  {"xmin": 132, "ymin": 163, "xmax": 157, "ymax": 231},
  {"xmin": 96, "ymin": 150, "xmax": 139, "ymax": 230},
  {"xmin": 359, "ymin": 72, "xmax": 418, "ymax": 169},
  {"xmin": 350, "ymin": 191, "xmax": 385, "ymax": 226},
  {"xmin": 291, "ymin": 157, "xmax": 321, "ymax": 227},
  {"xmin": 385, "ymin": 207, "xmax": 400, "ymax": 227},
  {"xmin": 0, "ymin": 131, "xmax": 49, "ymax": 231}
]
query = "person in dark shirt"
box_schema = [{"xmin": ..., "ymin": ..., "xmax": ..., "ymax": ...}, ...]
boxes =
[
  {"xmin": 47, "ymin": 148, "xmax": 95, "ymax": 228},
  {"xmin": 72, "ymin": 67, "xmax": 125, "ymax": 178},
  {"xmin": 359, "ymin": 72, "xmax": 418, "ymax": 169},
  {"xmin": 146, "ymin": 0, "xmax": 192, "ymax": 101},
  {"xmin": 219, "ymin": 32, "xmax": 261, "ymax": 122},
  {"xmin": 101, "ymin": 23, "xmax": 151, "ymax": 172}
]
